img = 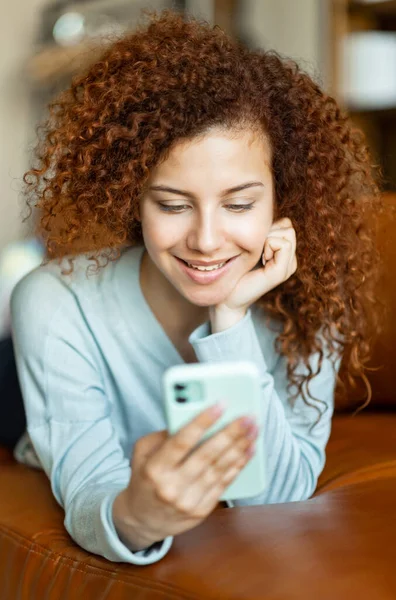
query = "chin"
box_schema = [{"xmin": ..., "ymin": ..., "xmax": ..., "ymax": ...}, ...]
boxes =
[{"xmin": 180, "ymin": 285, "xmax": 232, "ymax": 308}]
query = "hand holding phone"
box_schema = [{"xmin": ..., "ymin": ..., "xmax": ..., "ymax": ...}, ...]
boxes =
[
  {"xmin": 163, "ymin": 361, "xmax": 266, "ymax": 501},
  {"xmin": 114, "ymin": 385, "xmax": 261, "ymax": 551}
]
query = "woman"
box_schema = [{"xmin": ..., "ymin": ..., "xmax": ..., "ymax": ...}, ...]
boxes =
[{"xmin": 10, "ymin": 10, "xmax": 383, "ymax": 565}]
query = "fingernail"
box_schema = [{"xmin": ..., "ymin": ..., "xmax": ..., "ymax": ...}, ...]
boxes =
[
  {"xmin": 241, "ymin": 416, "xmax": 255, "ymax": 429},
  {"xmin": 246, "ymin": 425, "xmax": 258, "ymax": 439},
  {"xmin": 210, "ymin": 402, "xmax": 225, "ymax": 417}
]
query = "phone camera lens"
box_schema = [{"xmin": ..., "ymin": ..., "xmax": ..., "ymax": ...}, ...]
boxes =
[
  {"xmin": 176, "ymin": 397, "xmax": 187, "ymax": 403},
  {"xmin": 174, "ymin": 383, "xmax": 185, "ymax": 390}
]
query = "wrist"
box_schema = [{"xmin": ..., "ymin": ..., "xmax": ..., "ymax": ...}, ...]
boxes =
[
  {"xmin": 112, "ymin": 490, "xmax": 162, "ymax": 552},
  {"xmin": 209, "ymin": 305, "xmax": 247, "ymax": 334}
]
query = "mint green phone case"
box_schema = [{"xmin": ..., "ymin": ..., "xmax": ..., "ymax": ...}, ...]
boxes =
[{"xmin": 162, "ymin": 361, "xmax": 266, "ymax": 501}]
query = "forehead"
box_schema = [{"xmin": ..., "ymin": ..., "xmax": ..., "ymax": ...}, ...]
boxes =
[{"xmin": 150, "ymin": 128, "xmax": 272, "ymax": 184}]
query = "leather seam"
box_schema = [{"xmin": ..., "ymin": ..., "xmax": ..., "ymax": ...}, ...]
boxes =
[
  {"xmin": 0, "ymin": 525, "xmax": 201, "ymax": 600},
  {"xmin": 315, "ymin": 460, "xmax": 396, "ymax": 494}
]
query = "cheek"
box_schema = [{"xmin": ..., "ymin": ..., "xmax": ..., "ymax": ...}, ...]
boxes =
[
  {"xmin": 141, "ymin": 215, "xmax": 180, "ymax": 250},
  {"xmin": 235, "ymin": 220, "xmax": 269, "ymax": 251}
]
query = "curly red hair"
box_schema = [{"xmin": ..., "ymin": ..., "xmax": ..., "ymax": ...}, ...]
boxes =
[{"xmin": 24, "ymin": 9, "xmax": 386, "ymax": 428}]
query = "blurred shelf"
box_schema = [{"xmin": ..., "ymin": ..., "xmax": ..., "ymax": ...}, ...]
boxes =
[
  {"xmin": 27, "ymin": 40, "xmax": 110, "ymax": 84},
  {"xmin": 349, "ymin": 105, "xmax": 396, "ymax": 116},
  {"xmin": 27, "ymin": 0, "xmax": 237, "ymax": 85},
  {"xmin": 348, "ymin": 0, "xmax": 396, "ymax": 30},
  {"xmin": 330, "ymin": 0, "xmax": 396, "ymax": 189},
  {"xmin": 349, "ymin": 1, "xmax": 396, "ymax": 17}
]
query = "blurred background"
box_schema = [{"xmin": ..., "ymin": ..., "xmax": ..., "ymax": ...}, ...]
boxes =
[{"xmin": 1, "ymin": 0, "xmax": 395, "ymax": 339}]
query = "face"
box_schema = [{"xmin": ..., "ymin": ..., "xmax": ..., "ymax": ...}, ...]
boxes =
[{"xmin": 138, "ymin": 127, "xmax": 274, "ymax": 308}]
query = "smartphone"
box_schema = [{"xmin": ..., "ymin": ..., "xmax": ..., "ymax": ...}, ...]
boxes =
[{"xmin": 162, "ymin": 361, "xmax": 266, "ymax": 501}]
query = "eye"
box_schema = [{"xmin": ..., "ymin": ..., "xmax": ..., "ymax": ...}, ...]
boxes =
[
  {"xmin": 226, "ymin": 203, "xmax": 255, "ymax": 212},
  {"xmin": 158, "ymin": 203, "xmax": 190, "ymax": 213},
  {"xmin": 157, "ymin": 202, "xmax": 256, "ymax": 213}
]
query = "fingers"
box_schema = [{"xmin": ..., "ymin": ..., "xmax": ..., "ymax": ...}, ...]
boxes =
[
  {"xmin": 263, "ymin": 217, "xmax": 297, "ymax": 274},
  {"xmin": 168, "ymin": 424, "xmax": 259, "ymax": 517},
  {"xmin": 198, "ymin": 452, "xmax": 252, "ymax": 513},
  {"xmin": 141, "ymin": 411, "xmax": 258, "ymax": 518},
  {"xmin": 177, "ymin": 451, "xmax": 253, "ymax": 518},
  {"xmin": 264, "ymin": 236, "xmax": 297, "ymax": 279},
  {"xmin": 267, "ymin": 219, "xmax": 296, "ymax": 250},
  {"xmin": 156, "ymin": 403, "xmax": 226, "ymax": 469},
  {"xmin": 269, "ymin": 217, "xmax": 293, "ymax": 232},
  {"xmin": 178, "ymin": 415, "xmax": 258, "ymax": 484},
  {"xmin": 265, "ymin": 236, "xmax": 292, "ymax": 264}
]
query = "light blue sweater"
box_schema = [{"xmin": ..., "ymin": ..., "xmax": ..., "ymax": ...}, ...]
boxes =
[{"xmin": 10, "ymin": 244, "xmax": 341, "ymax": 566}]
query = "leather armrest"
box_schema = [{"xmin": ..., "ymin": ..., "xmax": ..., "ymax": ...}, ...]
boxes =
[{"xmin": 1, "ymin": 462, "xmax": 395, "ymax": 599}]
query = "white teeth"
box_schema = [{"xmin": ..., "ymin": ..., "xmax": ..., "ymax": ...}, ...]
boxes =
[{"xmin": 187, "ymin": 261, "xmax": 227, "ymax": 271}]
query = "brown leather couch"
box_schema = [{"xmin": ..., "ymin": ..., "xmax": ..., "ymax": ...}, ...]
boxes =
[{"xmin": 1, "ymin": 194, "xmax": 395, "ymax": 599}]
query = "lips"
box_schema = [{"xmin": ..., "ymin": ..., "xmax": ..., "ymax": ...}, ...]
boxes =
[
  {"xmin": 175, "ymin": 255, "xmax": 238, "ymax": 284},
  {"xmin": 180, "ymin": 257, "xmax": 232, "ymax": 268}
]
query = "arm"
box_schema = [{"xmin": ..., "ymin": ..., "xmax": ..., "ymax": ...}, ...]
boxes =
[
  {"xmin": 10, "ymin": 269, "xmax": 173, "ymax": 564},
  {"xmin": 189, "ymin": 308, "xmax": 341, "ymax": 505}
]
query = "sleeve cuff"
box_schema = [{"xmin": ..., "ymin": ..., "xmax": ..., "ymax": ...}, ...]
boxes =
[
  {"xmin": 189, "ymin": 308, "xmax": 269, "ymax": 374},
  {"xmin": 100, "ymin": 490, "xmax": 173, "ymax": 565}
]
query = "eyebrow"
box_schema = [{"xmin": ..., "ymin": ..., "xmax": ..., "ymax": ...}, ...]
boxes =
[{"xmin": 148, "ymin": 181, "xmax": 264, "ymax": 198}]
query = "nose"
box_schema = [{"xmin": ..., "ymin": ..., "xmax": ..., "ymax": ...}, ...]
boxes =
[{"xmin": 186, "ymin": 209, "xmax": 225, "ymax": 256}]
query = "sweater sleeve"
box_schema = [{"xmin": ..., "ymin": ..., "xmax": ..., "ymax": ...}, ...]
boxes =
[
  {"xmin": 189, "ymin": 308, "xmax": 341, "ymax": 505},
  {"xmin": 10, "ymin": 269, "xmax": 173, "ymax": 565}
]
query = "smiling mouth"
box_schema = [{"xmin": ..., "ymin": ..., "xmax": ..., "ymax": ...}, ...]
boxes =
[{"xmin": 179, "ymin": 257, "xmax": 233, "ymax": 271}]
